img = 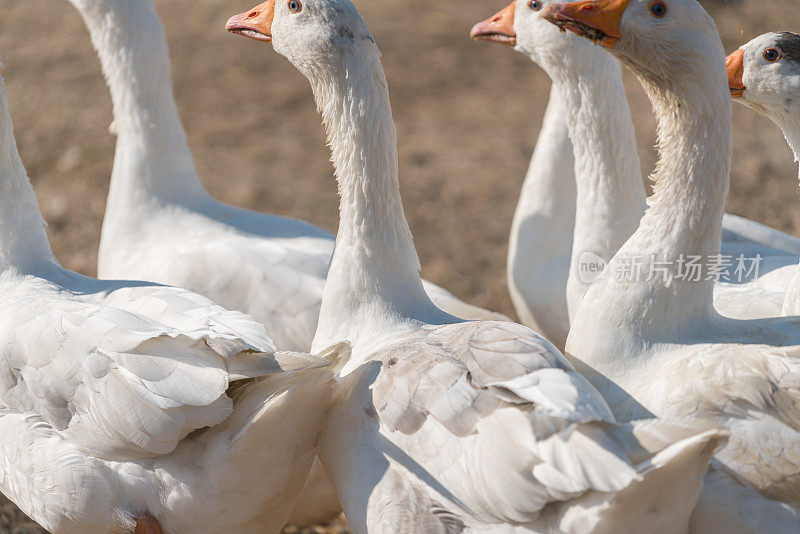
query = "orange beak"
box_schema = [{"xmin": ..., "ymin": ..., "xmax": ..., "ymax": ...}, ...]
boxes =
[
  {"xmin": 470, "ymin": 3, "xmax": 517, "ymax": 46},
  {"xmin": 226, "ymin": 0, "xmax": 275, "ymax": 43},
  {"xmin": 541, "ymin": 0, "xmax": 630, "ymax": 48},
  {"xmin": 726, "ymin": 49, "xmax": 746, "ymax": 98}
]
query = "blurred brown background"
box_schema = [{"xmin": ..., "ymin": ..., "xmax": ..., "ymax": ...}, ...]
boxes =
[{"xmin": 0, "ymin": 0, "xmax": 798, "ymax": 532}]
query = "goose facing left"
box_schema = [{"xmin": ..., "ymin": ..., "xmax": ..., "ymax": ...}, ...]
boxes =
[
  {"xmin": 0, "ymin": 58, "xmax": 341, "ymax": 533},
  {"xmin": 727, "ymin": 32, "xmax": 800, "ymax": 316}
]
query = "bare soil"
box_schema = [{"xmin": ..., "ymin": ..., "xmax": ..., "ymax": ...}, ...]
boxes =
[{"xmin": 0, "ymin": 0, "xmax": 797, "ymax": 532}]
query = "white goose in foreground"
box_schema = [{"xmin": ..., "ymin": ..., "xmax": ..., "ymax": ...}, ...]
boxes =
[
  {"xmin": 473, "ymin": 0, "xmax": 800, "ymax": 331},
  {"xmin": 68, "ymin": 0, "xmax": 504, "ymax": 524},
  {"xmin": 227, "ymin": 1, "xmax": 728, "ymax": 532},
  {"xmin": 66, "ymin": 0, "xmax": 505, "ymax": 356},
  {"xmin": 727, "ymin": 32, "xmax": 800, "ymax": 316},
  {"xmin": 543, "ymin": 0, "xmax": 800, "ymax": 531},
  {"xmin": 0, "ymin": 61, "xmax": 340, "ymax": 533}
]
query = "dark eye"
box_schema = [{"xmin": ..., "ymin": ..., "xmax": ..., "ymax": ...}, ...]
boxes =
[
  {"xmin": 764, "ymin": 48, "xmax": 781, "ymax": 62},
  {"xmin": 649, "ymin": 1, "xmax": 667, "ymax": 17},
  {"xmin": 529, "ymin": 0, "xmax": 542, "ymax": 10},
  {"xmin": 288, "ymin": 0, "xmax": 302, "ymax": 13}
]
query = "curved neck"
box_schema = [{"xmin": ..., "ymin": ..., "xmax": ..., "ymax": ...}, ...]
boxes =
[
  {"xmin": 309, "ymin": 46, "xmax": 438, "ymax": 349},
  {"xmin": 0, "ymin": 79, "xmax": 56, "ymax": 271},
  {"xmin": 72, "ymin": 0, "xmax": 206, "ymax": 206},
  {"xmin": 547, "ymin": 56, "xmax": 646, "ymax": 316},
  {"xmin": 587, "ymin": 58, "xmax": 733, "ymax": 335}
]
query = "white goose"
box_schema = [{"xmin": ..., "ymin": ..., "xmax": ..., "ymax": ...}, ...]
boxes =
[
  {"xmin": 67, "ymin": 0, "xmax": 504, "ymax": 524},
  {"xmin": 543, "ymin": 0, "xmax": 800, "ymax": 531},
  {"xmin": 728, "ymin": 32, "xmax": 800, "ymax": 316},
  {"xmin": 66, "ymin": 0, "xmax": 505, "ymax": 356},
  {"xmin": 474, "ymin": 1, "xmax": 800, "ymax": 345},
  {"xmin": 227, "ymin": 1, "xmax": 727, "ymax": 532},
  {"xmin": 0, "ymin": 58, "xmax": 341, "ymax": 533}
]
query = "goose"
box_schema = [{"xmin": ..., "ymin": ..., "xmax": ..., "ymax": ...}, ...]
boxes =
[
  {"xmin": 226, "ymin": 1, "xmax": 729, "ymax": 532},
  {"xmin": 727, "ymin": 32, "xmax": 800, "ymax": 316},
  {"xmin": 0, "ymin": 56, "xmax": 343, "ymax": 533},
  {"xmin": 541, "ymin": 0, "xmax": 800, "ymax": 530},
  {"xmin": 65, "ymin": 0, "xmax": 505, "ymax": 525},
  {"xmin": 473, "ymin": 0, "xmax": 800, "ymax": 334},
  {"xmin": 66, "ymin": 0, "xmax": 506, "ymax": 356}
]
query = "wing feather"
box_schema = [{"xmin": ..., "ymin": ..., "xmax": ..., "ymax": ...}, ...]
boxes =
[
  {"xmin": 0, "ymin": 276, "xmax": 305, "ymax": 461},
  {"xmin": 654, "ymin": 344, "xmax": 800, "ymax": 504}
]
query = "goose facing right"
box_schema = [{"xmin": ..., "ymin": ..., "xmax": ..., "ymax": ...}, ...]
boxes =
[
  {"xmin": 0, "ymin": 56, "xmax": 338, "ymax": 533},
  {"xmin": 227, "ymin": 1, "xmax": 726, "ymax": 532}
]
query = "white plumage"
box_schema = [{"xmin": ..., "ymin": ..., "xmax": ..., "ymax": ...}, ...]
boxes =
[
  {"xmin": 0, "ymin": 56, "xmax": 339, "ymax": 532},
  {"xmin": 65, "ymin": 0, "xmax": 505, "ymax": 356},
  {"xmin": 66, "ymin": 0, "xmax": 506, "ymax": 523},
  {"xmin": 475, "ymin": 0, "xmax": 800, "ymax": 351},
  {"xmin": 321, "ymin": 321, "xmax": 725, "ymax": 533},
  {"xmin": 728, "ymin": 32, "xmax": 800, "ymax": 317},
  {"xmin": 227, "ymin": 1, "xmax": 728, "ymax": 532},
  {"xmin": 542, "ymin": 0, "xmax": 800, "ymax": 530}
]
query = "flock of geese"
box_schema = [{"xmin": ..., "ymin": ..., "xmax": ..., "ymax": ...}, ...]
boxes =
[{"xmin": 0, "ymin": 0, "xmax": 799, "ymax": 532}]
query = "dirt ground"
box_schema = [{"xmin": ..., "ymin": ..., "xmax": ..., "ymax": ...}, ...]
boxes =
[{"xmin": 0, "ymin": 0, "xmax": 798, "ymax": 532}]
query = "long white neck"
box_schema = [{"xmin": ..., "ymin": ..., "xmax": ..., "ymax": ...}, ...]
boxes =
[
  {"xmin": 546, "ymin": 54, "xmax": 646, "ymax": 319},
  {"xmin": 309, "ymin": 45, "xmax": 444, "ymax": 352},
  {"xmin": 507, "ymin": 86, "xmax": 575, "ymax": 336},
  {"xmin": 0, "ymin": 76, "xmax": 57, "ymax": 272},
  {"xmin": 73, "ymin": 0, "xmax": 206, "ymax": 211},
  {"xmin": 576, "ymin": 55, "xmax": 732, "ymax": 340}
]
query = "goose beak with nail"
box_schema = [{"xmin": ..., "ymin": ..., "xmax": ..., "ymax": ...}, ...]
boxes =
[
  {"xmin": 727, "ymin": 48, "xmax": 745, "ymax": 98},
  {"xmin": 541, "ymin": 0, "xmax": 628, "ymax": 48},
  {"xmin": 470, "ymin": 3, "xmax": 516, "ymax": 46},
  {"xmin": 226, "ymin": 0, "xmax": 274, "ymax": 42}
]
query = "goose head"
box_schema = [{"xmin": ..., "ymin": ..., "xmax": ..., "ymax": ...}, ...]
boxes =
[
  {"xmin": 226, "ymin": 0, "xmax": 375, "ymax": 77},
  {"xmin": 540, "ymin": 0, "xmax": 725, "ymax": 94},
  {"xmin": 471, "ymin": 0, "xmax": 606, "ymax": 73},
  {"xmin": 726, "ymin": 33, "xmax": 800, "ymax": 126}
]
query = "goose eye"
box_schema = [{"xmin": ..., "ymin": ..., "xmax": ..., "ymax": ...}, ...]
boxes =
[
  {"xmin": 288, "ymin": 0, "xmax": 302, "ymax": 13},
  {"xmin": 764, "ymin": 48, "xmax": 781, "ymax": 62},
  {"xmin": 529, "ymin": 0, "xmax": 543, "ymax": 10},
  {"xmin": 649, "ymin": 1, "xmax": 667, "ymax": 17}
]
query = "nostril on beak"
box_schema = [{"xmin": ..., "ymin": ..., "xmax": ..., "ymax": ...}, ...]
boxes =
[{"xmin": 247, "ymin": 10, "xmax": 260, "ymax": 18}]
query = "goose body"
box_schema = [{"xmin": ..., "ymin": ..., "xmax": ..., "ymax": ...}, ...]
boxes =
[
  {"xmin": 227, "ymin": 2, "xmax": 728, "ymax": 532},
  {"xmin": 481, "ymin": 1, "xmax": 800, "ymax": 350},
  {"xmin": 542, "ymin": 0, "xmax": 800, "ymax": 530},
  {"xmin": 0, "ymin": 60, "xmax": 338, "ymax": 533},
  {"xmin": 727, "ymin": 32, "xmax": 800, "ymax": 317}
]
